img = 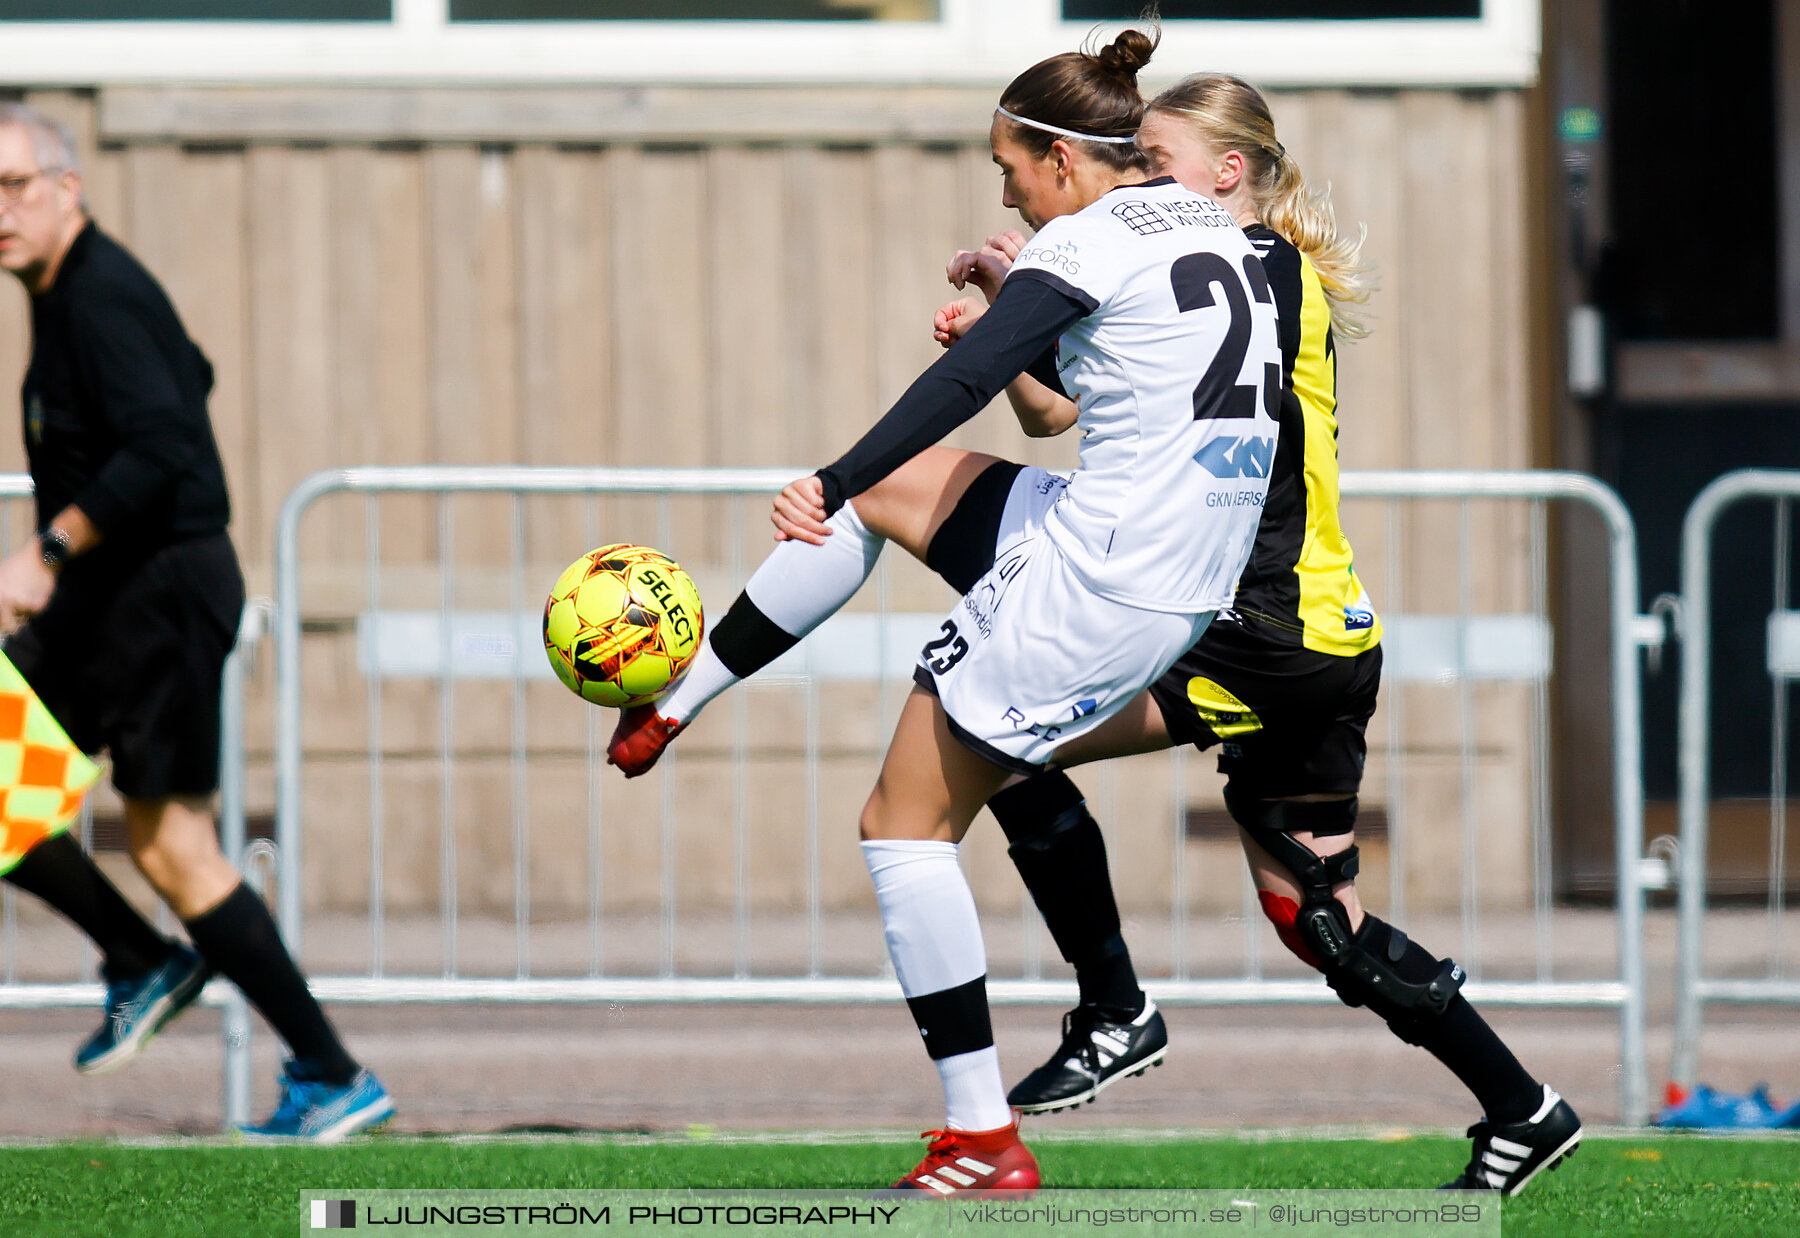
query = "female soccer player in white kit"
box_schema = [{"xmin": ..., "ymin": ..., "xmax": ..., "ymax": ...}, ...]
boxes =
[{"xmin": 632, "ymin": 28, "xmax": 1280, "ymax": 1191}]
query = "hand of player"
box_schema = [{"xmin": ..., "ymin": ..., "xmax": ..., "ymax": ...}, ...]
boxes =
[
  {"xmin": 947, "ymin": 235, "xmax": 1019, "ymax": 304},
  {"xmin": 933, "ymin": 297, "xmax": 987, "ymax": 348},
  {"xmin": 771, "ymin": 475, "xmax": 832, "ymax": 546},
  {"xmin": 0, "ymin": 540, "xmax": 56, "ymax": 635},
  {"xmin": 985, "ymin": 229, "xmax": 1027, "ymax": 263}
]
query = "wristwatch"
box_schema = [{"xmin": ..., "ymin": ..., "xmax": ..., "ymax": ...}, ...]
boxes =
[{"xmin": 38, "ymin": 526, "xmax": 72, "ymax": 572}]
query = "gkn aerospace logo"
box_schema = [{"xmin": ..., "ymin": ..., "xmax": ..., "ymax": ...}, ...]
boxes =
[{"xmin": 1193, "ymin": 435, "xmax": 1276, "ymax": 480}]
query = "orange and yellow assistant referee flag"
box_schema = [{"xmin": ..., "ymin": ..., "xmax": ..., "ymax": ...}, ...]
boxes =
[{"xmin": 0, "ymin": 650, "xmax": 100, "ymax": 877}]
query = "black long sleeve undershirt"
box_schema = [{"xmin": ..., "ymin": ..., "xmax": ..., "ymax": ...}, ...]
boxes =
[
  {"xmin": 1023, "ymin": 343, "xmax": 1067, "ymax": 399},
  {"xmin": 816, "ymin": 273, "xmax": 1089, "ymax": 515}
]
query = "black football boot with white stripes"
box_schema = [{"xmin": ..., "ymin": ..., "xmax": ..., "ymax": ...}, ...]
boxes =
[
  {"xmin": 1442, "ymin": 1085, "xmax": 1582, "ymax": 1196},
  {"xmin": 1006, "ymin": 998, "xmax": 1167, "ymax": 1114}
]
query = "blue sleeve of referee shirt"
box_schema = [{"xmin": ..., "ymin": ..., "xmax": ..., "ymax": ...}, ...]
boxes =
[{"xmin": 815, "ymin": 273, "xmax": 1089, "ymax": 515}]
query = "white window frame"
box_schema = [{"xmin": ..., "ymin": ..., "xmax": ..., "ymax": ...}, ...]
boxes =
[{"xmin": 3, "ymin": 0, "xmax": 1537, "ymax": 88}]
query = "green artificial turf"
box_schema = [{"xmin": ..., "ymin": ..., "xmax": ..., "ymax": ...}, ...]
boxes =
[{"xmin": 0, "ymin": 1131, "xmax": 1792, "ymax": 1237}]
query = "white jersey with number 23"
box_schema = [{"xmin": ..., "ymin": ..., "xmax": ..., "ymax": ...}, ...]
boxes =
[{"xmin": 1006, "ymin": 176, "xmax": 1282, "ymax": 614}]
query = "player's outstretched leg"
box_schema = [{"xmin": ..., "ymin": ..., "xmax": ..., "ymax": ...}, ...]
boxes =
[
  {"xmin": 1237, "ymin": 793, "xmax": 1581, "ymax": 1195},
  {"xmin": 5, "ymin": 831, "xmax": 209, "ymax": 1074},
  {"xmin": 609, "ymin": 498, "xmax": 884, "ymax": 776},
  {"xmin": 987, "ymin": 771, "xmax": 1166, "ymax": 1113},
  {"xmin": 610, "ymin": 448, "xmax": 1004, "ymax": 777}
]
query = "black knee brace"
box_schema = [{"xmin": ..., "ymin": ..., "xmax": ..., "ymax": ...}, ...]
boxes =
[
  {"xmin": 1223, "ymin": 784, "xmax": 1361, "ymax": 837},
  {"xmin": 1321, "ymin": 913, "xmax": 1465, "ymax": 1045},
  {"xmin": 1226, "ymin": 787, "xmax": 1463, "ymax": 1032}
]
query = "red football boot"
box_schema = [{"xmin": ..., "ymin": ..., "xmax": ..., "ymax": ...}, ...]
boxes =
[
  {"xmin": 893, "ymin": 1116, "xmax": 1040, "ymax": 1196},
  {"xmin": 606, "ymin": 704, "xmax": 686, "ymax": 778}
]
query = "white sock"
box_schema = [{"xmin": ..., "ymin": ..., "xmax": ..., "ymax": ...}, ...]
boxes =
[
  {"xmin": 744, "ymin": 500, "xmax": 884, "ymax": 636},
  {"xmin": 862, "ymin": 839, "xmax": 1013, "ymax": 1132},
  {"xmin": 934, "ymin": 1047, "xmax": 1011, "ymax": 1133},
  {"xmin": 659, "ymin": 501, "xmax": 883, "ymax": 723},
  {"xmin": 657, "ymin": 643, "xmax": 734, "ymax": 723}
]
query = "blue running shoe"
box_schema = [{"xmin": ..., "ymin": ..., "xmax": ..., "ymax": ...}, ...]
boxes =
[
  {"xmin": 1656, "ymin": 1083, "xmax": 1786, "ymax": 1129},
  {"xmin": 239, "ymin": 1064, "xmax": 395, "ymax": 1143},
  {"xmin": 75, "ymin": 946, "xmax": 211, "ymax": 1076}
]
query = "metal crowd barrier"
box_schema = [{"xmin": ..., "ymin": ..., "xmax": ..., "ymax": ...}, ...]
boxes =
[
  {"xmin": 1346, "ymin": 471, "xmax": 1648, "ymax": 1127},
  {"xmin": 1672, "ymin": 470, "xmax": 1800, "ymax": 1091},
  {"xmin": 269, "ymin": 466, "xmax": 1650, "ymax": 1126}
]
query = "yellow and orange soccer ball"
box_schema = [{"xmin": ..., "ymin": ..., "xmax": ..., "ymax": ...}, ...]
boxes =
[{"xmin": 543, "ymin": 544, "xmax": 704, "ymax": 708}]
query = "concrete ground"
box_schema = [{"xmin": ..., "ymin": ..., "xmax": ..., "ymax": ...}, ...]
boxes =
[{"xmin": 1, "ymin": 905, "xmax": 1796, "ymax": 1138}]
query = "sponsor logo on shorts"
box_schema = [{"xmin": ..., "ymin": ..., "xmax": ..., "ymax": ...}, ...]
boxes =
[
  {"xmin": 961, "ymin": 546, "xmax": 1030, "ymax": 640},
  {"xmin": 1185, "ymin": 676, "xmax": 1263, "ymax": 738},
  {"xmin": 1001, "ymin": 698, "xmax": 1098, "ymax": 745},
  {"xmin": 1001, "ymin": 706, "xmax": 1062, "ymax": 743}
]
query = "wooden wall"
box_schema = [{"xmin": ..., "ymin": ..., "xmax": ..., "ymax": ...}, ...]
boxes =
[{"xmin": 0, "ymin": 86, "xmax": 1549, "ymax": 930}]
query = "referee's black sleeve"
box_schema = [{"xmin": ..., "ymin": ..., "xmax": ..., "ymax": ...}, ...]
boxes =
[
  {"xmin": 816, "ymin": 273, "xmax": 1087, "ymax": 514},
  {"xmin": 65, "ymin": 295, "xmax": 202, "ymax": 537}
]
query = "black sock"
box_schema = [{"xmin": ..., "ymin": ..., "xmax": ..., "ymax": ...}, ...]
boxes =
[
  {"xmin": 1423, "ymin": 998, "xmax": 1544, "ymax": 1124},
  {"xmin": 4, "ymin": 832, "xmax": 173, "ymax": 978},
  {"xmin": 710, "ymin": 593, "xmax": 801, "ymax": 678},
  {"xmin": 1348, "ymin": 916, "xmax": 1542, "ymax": 1123},
  {"xmin": 184, "ymin": 883, "xmax": 359, "ymax": 1086},
  {"xmin": 988, "ymin": 771, "xmax": 1144, "ymax": 1017}
]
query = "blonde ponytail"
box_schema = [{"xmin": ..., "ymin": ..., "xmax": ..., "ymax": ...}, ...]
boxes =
[{"xmin": 1149, "ymin": 75, "xmax": 1373, "ymax": 340}]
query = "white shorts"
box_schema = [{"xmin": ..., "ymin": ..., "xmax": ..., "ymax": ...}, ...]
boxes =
[{"xmin": 913, "ymin": 467, "xmax": 1213, "ymax": 772}]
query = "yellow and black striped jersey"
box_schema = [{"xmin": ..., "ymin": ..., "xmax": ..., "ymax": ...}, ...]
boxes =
[{"xmin": 1225, "ymin": 225, "xmax": 1381, "ymax": 656}]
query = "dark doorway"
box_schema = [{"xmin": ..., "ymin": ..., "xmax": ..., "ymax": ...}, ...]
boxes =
[{"xmin": 1603, "ymin": 0, "xmax": 1780, "ymax": 341}]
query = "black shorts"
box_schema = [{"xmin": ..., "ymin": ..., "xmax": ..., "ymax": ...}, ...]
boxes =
[
  {"xmin": 1148, "ymin": 614, "xmax": 1382, "ymax": 800},
  {"xmin": 4, "ymin": 533, "xmax": 244, "ymax": 800}
]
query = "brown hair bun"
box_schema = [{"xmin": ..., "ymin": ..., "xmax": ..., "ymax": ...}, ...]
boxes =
[{"xmin": 1094, "ymin": 27, "xmax": 1159, "ymax": 84}]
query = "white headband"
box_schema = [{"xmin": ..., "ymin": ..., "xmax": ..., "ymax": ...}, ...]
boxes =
[{"xmin": 995, "ymin": 105, "xmax": 1137, "ymax": 145}]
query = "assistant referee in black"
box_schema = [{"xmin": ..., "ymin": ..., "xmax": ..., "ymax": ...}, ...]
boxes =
[{"xmin": 0, "ymin": 103, "xmax": 390, "ymax": 1140}]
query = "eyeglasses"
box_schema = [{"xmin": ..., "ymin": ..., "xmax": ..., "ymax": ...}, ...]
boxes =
[{"xmin": 0, "ymin": 168, "xmax": 63, "ymax": 207}]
